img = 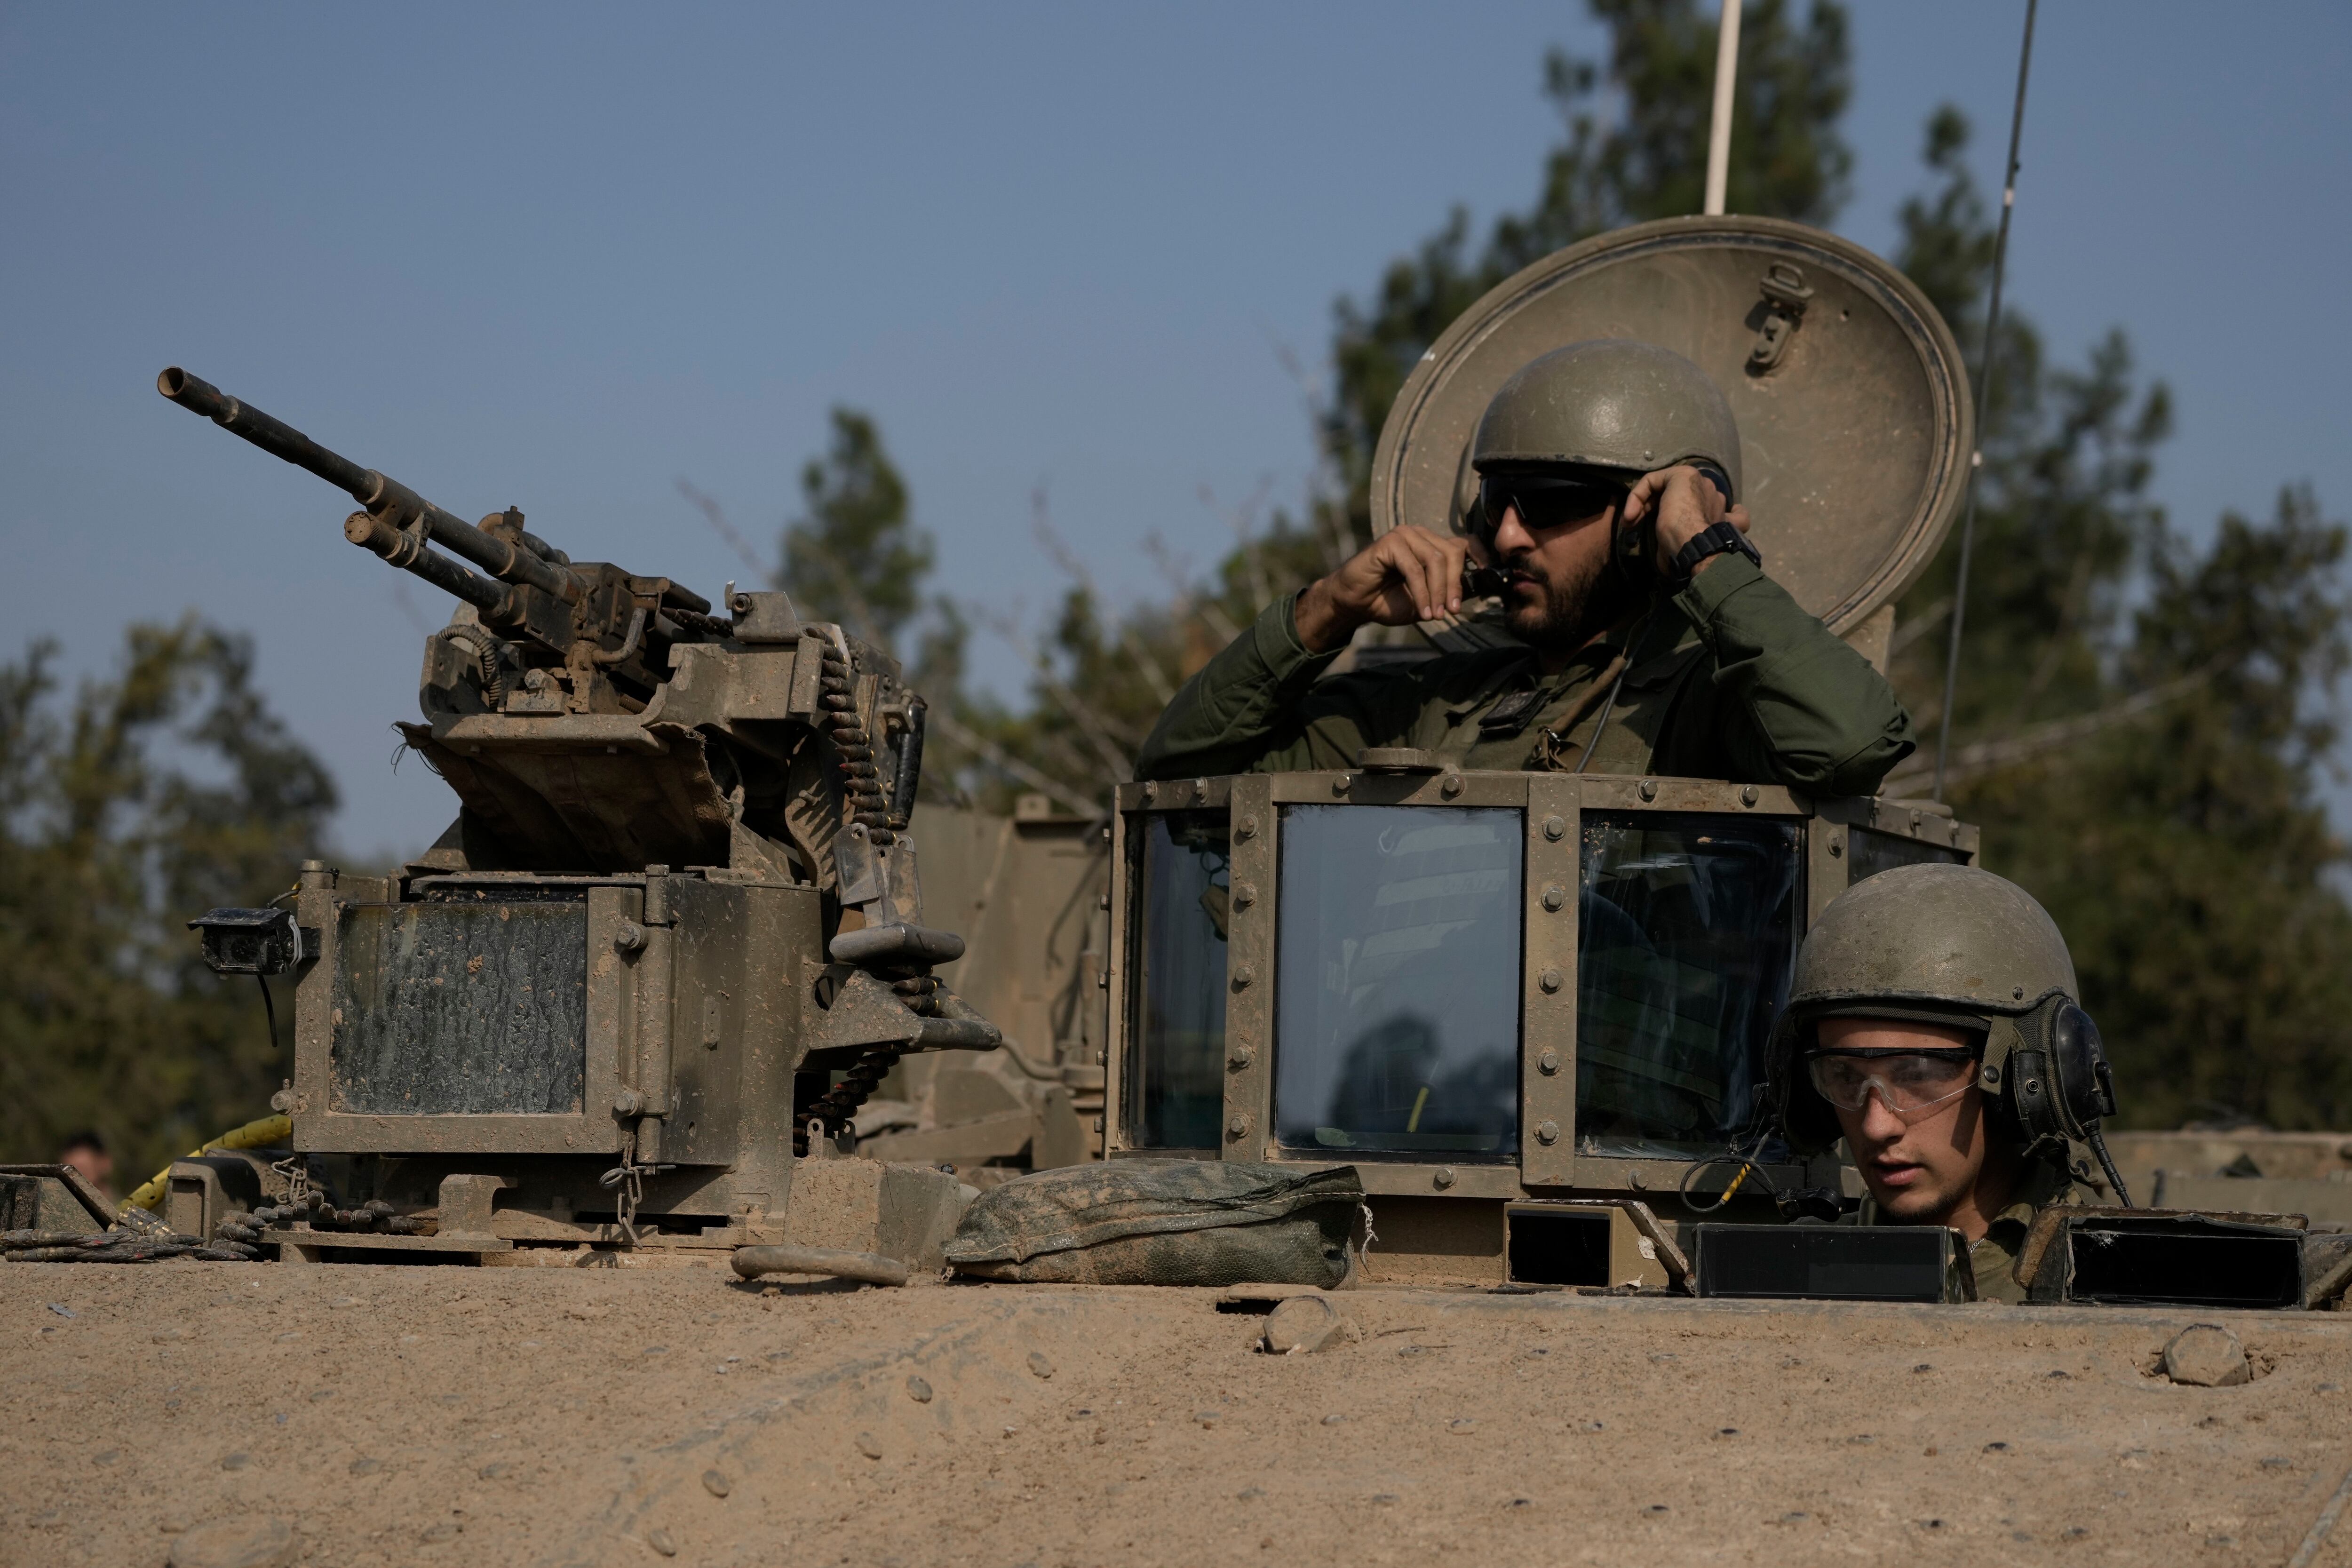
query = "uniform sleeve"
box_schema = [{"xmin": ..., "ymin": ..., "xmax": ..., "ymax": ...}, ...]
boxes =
[
  {"xmin": 1673, "ymin": 557, "xmax": 1916, "ymax": 796},
  {"xmin": 1135, "ymin": 594, "xmax": 1420, "ymax": 780}
]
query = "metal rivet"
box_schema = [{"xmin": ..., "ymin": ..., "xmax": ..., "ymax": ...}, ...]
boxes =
[
  {"xmin": 1236, "ymin": 814, "xmax": 1259, "ymax": 841},
  {"xmin": 1232, "ymin": 882, "xmax": 1256, "ymax": 910},
  {"xmin": 1638, "ymin": 780, "xmax": 1658, "ymax": 802},
  {"xmin": 1543, "ymin": 815, "xmax": 1565, "ymax": 841},
  {"xmin": 1538, "ymin": 1048, "xmax": 1561, "ymax": 1075},
  {"xmin": 1142, "ymin": 781, "xmax": 1159, "ymax": 802},
  {"xmin": 1333, "ymin": 774, "xmax": 1352, "ymax": 796},
  {"xmin": 1536, "ymin": 1120, "xmax": 1560, "ymax": 1145},
  {"xmin": 1740, "ymin": 785, "xmax": 1760, "ymax": 807},
  {"xmin": 1226, "ymin": 1112, "xmax": 1252, "ymax": 1140},
  {"xmin": 1432, "ymin": 1168, "xmax": 1457, "ymax": 1190},
  {"xmin": 1440, "ymin": 773, "xmax": 1465, "ymax": 798},
  {"xmin": 1227, "ymin": 1044, "xmax": 1256, "ymax": 1071},
  {"xmin": 613, "ymin": 920, "xmax": 647, "ymax": 953},
  {"xmin": 1982, "ymin": 1065, "xmax": 2002, "ymax": 1085},
  {"xmin": 1539, "ymin": 968, "xmax": 1564, "ymax": 994},
  {"xmin": 1231, "ymin": 964, "xmax": 1255, "ymax": 990},
  {"xmin": 2012, "ymin": 985, "xmax": 2025, "ymax": 1000},
  {"xmin": 1542, "ymin": 884, "xmax": 1566, "ymax": 912}
]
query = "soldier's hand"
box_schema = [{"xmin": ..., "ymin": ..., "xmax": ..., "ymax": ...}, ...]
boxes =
[
  {"xmin": 1293, "ymin": 527, "xmax": 1476, "ymax": 653},
  {"xmin": 1624, "ymin": 464, "xmax": 1751, "ymax": 577}
]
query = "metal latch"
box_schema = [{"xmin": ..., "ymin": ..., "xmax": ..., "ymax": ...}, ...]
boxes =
[{"xmin": 1747, "ymin": 262, "xmax": 1815, "ymax": 374}]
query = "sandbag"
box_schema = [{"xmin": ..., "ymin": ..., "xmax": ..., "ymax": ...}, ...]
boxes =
[{"xmin": 943, "ymin": 1160, "xmax": 1363, "ymax": 1286}]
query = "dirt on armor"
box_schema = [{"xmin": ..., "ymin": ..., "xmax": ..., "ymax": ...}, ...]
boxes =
[{"xmin": 8, "ymin": 1262, "xmax": 2352, "ymax": 1567}]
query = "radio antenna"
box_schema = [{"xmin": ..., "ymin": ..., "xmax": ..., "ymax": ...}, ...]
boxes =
[{"xmin": 1933, "ymin": 0, "xmax": 2040, "ymax": 800}]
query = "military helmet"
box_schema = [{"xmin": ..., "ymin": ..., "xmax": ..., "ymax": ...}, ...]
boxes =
[
  {"xmin": 1471, "ymin": 339, "xmax": 1744, "ymax": 499},
  {"xmin": 1768, "ymin": 863, "xmax": 2120, "ymax": 1164},
  {"xmin": 1790, "ymin": 862, "xmax": 2077, "ymax": 1019}
]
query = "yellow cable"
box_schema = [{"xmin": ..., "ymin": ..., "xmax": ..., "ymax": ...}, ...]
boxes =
[
  {"xmin": 1406, "ymin": 1086, "xmax": 1430, "ymax": 1134},
  {"xmin": 120, "ymin": 1114, "xmax": 294, "ymax": 1213},
  {"xmin": 1716, "ymin": 1162, "xmax": 1753, "ymax": 1204}
]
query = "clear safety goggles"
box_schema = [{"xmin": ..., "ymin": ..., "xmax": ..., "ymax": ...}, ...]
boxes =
[{"xmin": 1805, "ymin": 1048, "xmax": 1980, "ymax": 1124}]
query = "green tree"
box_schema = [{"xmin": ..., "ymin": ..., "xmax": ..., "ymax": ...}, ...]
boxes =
[
  {"xmin": 779, "ymin": 407, "xmax": 933, "ymax": 645},
  {"xmin": 1883, "ymin": 105, "xmax": 2352, "ymax": 1129},
  {"xmin": 0, "ymin": 620, "xmax": 337, "ymax": 1182}
]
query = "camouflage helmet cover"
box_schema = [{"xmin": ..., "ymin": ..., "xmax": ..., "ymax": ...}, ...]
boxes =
[{"xmin": 1471, "ymin": 339, "xmax": 1744, "ymax": 499}]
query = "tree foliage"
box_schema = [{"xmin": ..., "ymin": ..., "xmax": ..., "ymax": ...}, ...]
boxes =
[
  {"xmin": 0, "ymin": 620, "xmax": 336, "ymax": 1176},
  {"xmin": 779, "ymin": 407, "xmax": 933, "ymax": 645},
  {"xmin": 1882, "ymin": 108, "xmax": 2352, "ymax": 1128}
]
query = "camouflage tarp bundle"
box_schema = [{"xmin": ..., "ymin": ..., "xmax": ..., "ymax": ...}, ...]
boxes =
[{"xmin": 943, "ymin": 1161, "xmax": 1363, "ymax": 1286}]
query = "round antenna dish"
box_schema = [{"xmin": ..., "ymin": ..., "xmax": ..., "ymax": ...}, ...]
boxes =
[{"xmin": 1367, "ymin": 216, "xmax": 1972, "ymax": 636}]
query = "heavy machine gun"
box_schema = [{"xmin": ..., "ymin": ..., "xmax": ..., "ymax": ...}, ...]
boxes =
[{"xmin": 159, "ymin": 368, "xmax": 994, "ymax": 1262}]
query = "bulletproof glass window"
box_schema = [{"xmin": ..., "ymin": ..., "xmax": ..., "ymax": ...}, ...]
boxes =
[
  {"xmin": 1123, "ymin": 812, "xmax": 1230, "ymax": 1149},
  {"xmin": 1847, "ymin": 826, "xmax": 1965, "ymax": 883},
  {"xmin": 1575, "ymin": 813, "xmax": 1800, "ymax": 1159},
  {"xmin": 1273, "ymin": 806, "xmax": 1522, "ymax": 1158}
]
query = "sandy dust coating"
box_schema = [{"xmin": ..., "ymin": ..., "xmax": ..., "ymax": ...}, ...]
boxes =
[{"xmin": 7, "ymin": 1263, "xmax": 2352, "ymax": 1566}]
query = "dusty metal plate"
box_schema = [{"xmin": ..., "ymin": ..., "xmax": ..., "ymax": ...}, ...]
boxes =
[
  {"xmin": 329, "ymin": 900, "xmax": 589, "ymax": 1115},
  {"xmin": 1368, "ymin": 216, "xmax": 1972, "ymax": 634}
]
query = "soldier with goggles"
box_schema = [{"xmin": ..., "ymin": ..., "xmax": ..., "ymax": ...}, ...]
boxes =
[{"xmin": 1767, "ymin": 862, "xmax": 2131, "ymax": 1302}]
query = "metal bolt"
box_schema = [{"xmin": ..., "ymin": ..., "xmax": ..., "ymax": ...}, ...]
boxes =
[
  {"xmin": 1226, "ymin": 1111, "xmax": 1252, "ymax": 1140},
  {"xmin": 1096, "ymin": 972, "xmax": 1108, "ymax": 989},
  {"xmin": 1440, "ymin": 773, "xmax": 1465, "ymax": 798},
  {"xmin": 1627, "ymin": 1169, "xmax": 1647, "ymax": 1190},
  {"xmin": 1333, "ymin": 774, "xmax": 1353, "ymax": 796},
  {"xmin": 613, "ymin": 920, "xmax": 647, "ymax": 953},
  {"xmin": 1740, "ymin": 785, "xmax": 1760, "ymax": 807},
  {"xmin": 1539, "ymin": 969, "xmax": 1564, "ymax": 994},
  {"xmin": 1142, "ymin": 781, "xmax": 1159, "ymax": 802},
  {"xmin": 1543, "ymin": 815, "xmax": 1565, "ymax": 841},
  {"xmin": 1232, "ymin": 882, "xmax": 1257, "ymax": 910},
  {"xmin": 1638, "ymin": 780, "xmax": 1658, "ymax": 802},
  {"xmin": 1432, "ymin": 1168, "xmax": 1457, "ymax": 1190},
  {"xmin": 614, "ymin": 1089, "xmax": 645, "ymax": 1116},
  {"xmin": 1227, "ymin": 1044, "xmax": 1256, "ymax": 1071},
  {"xmin": 1828, "ymin": 836, "xmax": 1843, "ymax": 858},
  {"xmin": 1231, "ymin": 964, "xmax": 1255, "ymax": 990},
  {"xmin": 1541, "ymin": 884, "xmax": 1566, "ymax": 912},
  {"xmin": 1535, "ymin": 1120, "xmax": 1560, "ymax": 1146},
  {"xmin": 1538, "ymin": 1048, "xmax": 1561, "ymax": 1075},
  {"xmin": 1236, "ymin": 814, "xmax": 1259, "ymax": 841}
]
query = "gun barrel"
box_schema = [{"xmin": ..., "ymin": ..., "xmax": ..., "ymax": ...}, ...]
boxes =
[
  {"xmin": 157, "ymin": 367, "xmax": 580, "ymax": 606},
  {"xmin": 158, "ymin": 367, "xmax": 374, "ymax": 500}
]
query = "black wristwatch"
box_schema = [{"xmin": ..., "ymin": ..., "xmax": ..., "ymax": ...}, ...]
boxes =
[{"xmin": 1668, "ymin": 520, "xmax": 1763, "ymax": 587}]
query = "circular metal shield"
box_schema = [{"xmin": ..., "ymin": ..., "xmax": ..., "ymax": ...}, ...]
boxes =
[{"xmin": 1367, "ymin": 215, "xmax": 1972, "ymax": 635}]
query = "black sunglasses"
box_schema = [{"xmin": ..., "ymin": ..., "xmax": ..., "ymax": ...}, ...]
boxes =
[{"xmin": 1476, "ymin": 472, "xmax": 1628, "ymax": 537}]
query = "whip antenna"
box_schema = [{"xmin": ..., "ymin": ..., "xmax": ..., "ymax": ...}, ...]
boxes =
[
  {"xmin": 1933, "ymin": 0, "xmax": 2040, "ymax": 800},
  {"xmin": 1702, "ymin": 0, "xmax": 1742, "ymax": 216}
]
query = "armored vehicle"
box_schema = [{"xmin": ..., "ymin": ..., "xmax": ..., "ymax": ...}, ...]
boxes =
[{"xmin": 151, "ymin": 368, "xmax": 1005, "ymax": 1267}]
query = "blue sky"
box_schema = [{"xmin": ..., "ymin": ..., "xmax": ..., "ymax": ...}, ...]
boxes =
[{"xmin": 4, "ymin": 3, "xmax": 2347, "ymax": 857}]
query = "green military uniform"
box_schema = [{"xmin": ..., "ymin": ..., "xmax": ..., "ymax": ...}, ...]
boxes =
[
  {"xmin": 1852, "ymin": 1156, "xmax": 2093, "ymax": 1303},
  {"xmin": 1136, "ymin": 555, "xmax": 1914, "ymax": 793}
]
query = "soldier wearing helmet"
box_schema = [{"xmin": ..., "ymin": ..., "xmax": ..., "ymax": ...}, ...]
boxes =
[
  {"xmin": 1136, "ymin": 340, "xmax": 1913, "ymax": 791},
  {"xmin": 1766, "ymin": 863, "xmax": 2130, "ymax": 1302}
]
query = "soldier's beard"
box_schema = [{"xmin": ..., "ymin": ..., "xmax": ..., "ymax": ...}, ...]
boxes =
[{"xmin": 1499, "ymin": 549, "xmax": 1616, "ymax": 650}]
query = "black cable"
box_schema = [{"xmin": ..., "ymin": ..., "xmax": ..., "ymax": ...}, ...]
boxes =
[
  {"xmin": 2085, "ymin": 1125, "xmax": 2134, "ymax": 1208},
  {"xmin": 1933, "ymin": 0, "xmax": 2039, "ymax": 800},
  {"xmin": 256, "ymin": 975, "xmax": 280, "ymax": 1052}
]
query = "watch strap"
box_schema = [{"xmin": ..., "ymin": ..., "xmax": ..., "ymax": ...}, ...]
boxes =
[{"xmin": 1669, "ymin": 520, "xmax": 1762, "ymax": 586}]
